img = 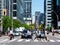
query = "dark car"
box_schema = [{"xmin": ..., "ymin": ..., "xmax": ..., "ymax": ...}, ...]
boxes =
[{"xmin": 21, "ymin": 30, "xmax": 32, "ymax": 39}]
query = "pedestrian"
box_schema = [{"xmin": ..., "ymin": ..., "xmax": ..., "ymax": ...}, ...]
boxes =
[
  {"xmin": 9, "ymin": 30, "xmax": 14, "ymax": 40},
  {"xmin": 27, "ymin": 30, "xmax": 32, "ymax": 39},
  {"xmin": 45, "ymin": 30, "xmax": 48, "ymax": 40},
  {"xmin": 52, "ymin": 27, "xmax": 54, "ymax": 36}
]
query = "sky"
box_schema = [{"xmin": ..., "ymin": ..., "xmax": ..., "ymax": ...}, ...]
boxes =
[
  {"xmin": 32, "ymin": 0, "xmax": 44, "ymax": 15},
  {"xmin": 32, "ymin": 0, "xmax": 44, "ymax": 24}
]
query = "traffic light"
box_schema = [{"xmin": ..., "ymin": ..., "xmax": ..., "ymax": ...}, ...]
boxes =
[{"xmin": 2, "ymin": 9, "xmax": 7, "ymax": 16}]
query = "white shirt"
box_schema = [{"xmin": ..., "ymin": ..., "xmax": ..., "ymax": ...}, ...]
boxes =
[
  {"xmin": 45, "ymin": 31, "xmax": 47, "ymax": 36},
  {"xmin": 9, "ymin": 30, "xmax": 13, "ymax": 34},
  {"xmin": 27, "ymin": 31, "xmax": 31, "ymax": 35}
]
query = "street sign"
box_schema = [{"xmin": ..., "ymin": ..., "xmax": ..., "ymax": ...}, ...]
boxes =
[{"xmin": 58, "ymin": 21, "xmax": 60, "ymax": 26}]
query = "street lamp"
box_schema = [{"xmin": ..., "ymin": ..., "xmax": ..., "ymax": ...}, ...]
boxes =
[{"xmin": 52, "ymin": 10, "xmax": 59, "ymax": 29}]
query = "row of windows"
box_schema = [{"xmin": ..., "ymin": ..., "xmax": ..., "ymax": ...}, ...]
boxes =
[{"xmin": 13, "ymin": 0, "xmax": 16, "ymax": 3}]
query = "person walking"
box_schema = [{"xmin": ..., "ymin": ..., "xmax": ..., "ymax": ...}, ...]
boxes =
[
  {"xmin": 52, "ymin": 27, "xmax": 54, "ymax": 36},
  {"xmin": 9, "ymin": 30, "xmax": 14, "ymax": 40}
]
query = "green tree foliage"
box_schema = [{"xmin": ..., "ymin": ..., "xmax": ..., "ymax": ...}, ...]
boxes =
[
  {"xmin": 29, "ymin": 24, "xmax": 35, "ymax": 30},
  {"xmin": 13, "ymin": 19, "xmax": 22, "ymax": 28},
  {"xmin": 22, "ymin": 24, "xmax": 30, "ymax": 30},
  {"xmin": 2, "ymin": 16, "xmax": 12, "ymax": 31},
  {"xmin": 46, "ymin": 25, "xmax": 52, "ymax": 31},
  {"xmin": 39, "ymin": 24, "xmax": 43, "ymax": 30}
]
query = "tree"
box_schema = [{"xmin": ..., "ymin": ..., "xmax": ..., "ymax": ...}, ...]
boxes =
[
  {"xmin": 29, "ymin": 24, "xmax": 35, "ymax": 30},
  {"xmin": 2, "ymin": 16, "xmax": 12, "ymax": 32},
  {"xmin": 22, "ymin": 23, "xmax": 30, "ymax": 30},
  {"xmin": 39, "ymin": 24, "xmax": 43, "ymax": 31},
  {"xmin": 46, "ymin": 25, "xmax": 52, "ymax": 31},
  {"xmin": 13, "ymin": 19, "xmax": 22, "ymax": 28}
]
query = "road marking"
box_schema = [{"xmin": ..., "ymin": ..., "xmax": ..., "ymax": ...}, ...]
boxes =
[
  {"xmin": 1, "ymin": 39, "xmax": 8, "ymax": 43},
  {"xmin": 49, "ymin": 40, "xmax": 55, "ymax": 42},
  {"xmin": 55, "ymin": 36, "xmax": 60, "ymax": 38},
  {"xmin": 25, "ymin": 39, "xmax": 31, "ymax": 42},
  {"xmin": 34, "ymin": 39, "xmax": 38, "ymax": 42},
  {"xmin": 9, "ymin": 38, "xmax": 17, "ymax": 43},
  {"xmin": 17, "ymin": 39, "xmax": 24, "ymax": 42},
  {"xmin": 56, "ymin": 40, "xmax": 60, "ymax": 42},
  {"xmin": 41, "ymin": 39, "xmax": 44, "ymax": 42}
]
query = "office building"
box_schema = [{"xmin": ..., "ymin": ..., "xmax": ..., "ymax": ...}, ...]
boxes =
[
  {"xmin": 35, "ymin": 11, "xmax": 40, "ymax": 29},
  {"xmin": 0, "ymin": 0, "xmax": 24, "ymax": 31},
  {"xmin": 52, "ymin": 0, "xmax": 60, "ymax": 28},
  {"xmin": 23, "ymin": 0, "xmax": 32, "ymax": 25},
  {"xmin": 44, "ymin": 0, "xmax": 52, "ymax": 28},
  {"xmin": 39, "ymin": 13, "xmax": 44, "ymax": 25}
]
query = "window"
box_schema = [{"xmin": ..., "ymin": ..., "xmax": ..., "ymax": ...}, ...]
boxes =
[
  {"xmin": 48, "ymin": 16, "xmax": 51, "ymax": 17},
  {"xmin": 47, "ymin": 4, "xmax": 52, "ymax": 5},
  {"xmin": 13, "ymin": 0, "xmax": 16, "ymax": 3},
  {"xmin": 48, "ymin": 13, "xmax": 51, "ymax": 14},
  {"xmin": 13, "ymin": 4, "xmax": 16, "ymax": 10},
  {"xmin": 48, "ymin": 19, "xmax": 51, "ymax": 20},
  {"xmin": 48, "ymin": 1, "xmax": 51, "ymax": 2},
  {"xmin": 13, "ymin": 11, "xmax": 17, "ymax": 17}
]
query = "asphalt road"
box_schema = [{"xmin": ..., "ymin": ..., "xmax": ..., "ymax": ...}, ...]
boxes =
[{"xmin": 0, "ymin": 33, "xmax": 60, "ymax": 45}]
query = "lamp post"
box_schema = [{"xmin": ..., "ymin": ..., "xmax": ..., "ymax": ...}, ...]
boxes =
[{"xmin": 52, "ymin": 10, "xmax": 59, "ymax": 29}]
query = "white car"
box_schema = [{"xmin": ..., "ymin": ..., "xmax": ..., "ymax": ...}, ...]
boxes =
[{"xmin": 13, "ymin": 31, "xmax": 20, "ymax": 36}]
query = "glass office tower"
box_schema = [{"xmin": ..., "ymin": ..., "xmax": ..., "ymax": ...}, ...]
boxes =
[{"xmin": 23, "ymin": 0, "xmax": 32, "ymax": 25}]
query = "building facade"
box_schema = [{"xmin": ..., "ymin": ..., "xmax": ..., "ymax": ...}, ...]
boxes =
[
  {"xmin": 35, "ymin": 11, "xmax": 40, "ymax": 29},
  {"xmin": 52, "ymin": 0, "xmax": 60, "ymax": 28},
  {"xmin": 44, "ymin": 0, "xmax": 52, "ymax": 28},
  {"xmin": 39, "ymin": 13, "xmax": 44, "ymax": 25},
  {"xmin": 0, "ymin": 0, "xmax": 24, "ymax": 31},
  {"xmin": 23, "ymin": 0, "xmax": 32, "ymax": 25}
]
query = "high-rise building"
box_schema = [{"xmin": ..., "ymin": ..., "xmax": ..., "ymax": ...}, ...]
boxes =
[
  {"xmin": 44, "ymin": 0, "xmax": 52, "ymax": 28},
  {"xmin": 35, "ymin": 11, "xmax": 40, "ymax": 29},
  {"xmin": 23, "ymin": 0, "xmax": 32, "ymax": 25},
  {"xmin": 52, "ymin": 0, "xmax": 60, "ymax": 28},
  {"xmin": 0, "ymin": 0, "xmax": 24, "ymax": 31},
  {"xmin": 0, "ymin": 0, "xmax": 24, "ymax": 22},
  {"xmin": 39, "ymin": 13, "xmax": 44, "ymax": 25},
  {"xmin": 12, "ymin": 0, "xmax": 24, "ymax": 22}
]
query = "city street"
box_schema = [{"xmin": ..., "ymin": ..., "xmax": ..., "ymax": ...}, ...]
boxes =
[{"xmin": 0, "ymin": 33, "xmax": 60, "ymax": 45}]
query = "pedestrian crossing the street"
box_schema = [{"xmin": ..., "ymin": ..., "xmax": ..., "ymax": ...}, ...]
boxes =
[{"xmin": 0, "ymin": 38, "xmax": 60, "ymax": 43}]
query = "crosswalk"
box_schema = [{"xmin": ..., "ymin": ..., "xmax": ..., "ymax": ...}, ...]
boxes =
[{"xmin": 0, "ymin": 38, "xmax": 60, "ymax": 43}]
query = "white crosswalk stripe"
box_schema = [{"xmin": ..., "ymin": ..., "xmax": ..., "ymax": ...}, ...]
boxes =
[
  {"xmin": 0, "ymin": 39, "xmax": 8, "ymax": 43},
  {"xmin": 1, "ymin": 38, "xmax": 60, "ymax": 43},
  {"xmin": 49, "ymin": 40, "xmax": 55, "ymax": 42},
  {"xmin": 17, "ymin": 39, "xmax": 24, "ymax": 42},
  {"xmin": 56, "ymin": 40, "xmax": 60, "ymax": 42},
  {"xmin": 25, "ymin": 39, "xmax": 31, "ymax": 42},
  {"xmin": 8, "ymin": 38, "xmax": 17, "ymax": 43},
  {"xmin": 34, "ymin": 39, "xmax": 38, "ymax": 42}
]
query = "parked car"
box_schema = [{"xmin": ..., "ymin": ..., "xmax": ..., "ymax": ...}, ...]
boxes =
[{"xmin": 13, "ymin": 31, "xmax": 20, "ymax": 36}]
